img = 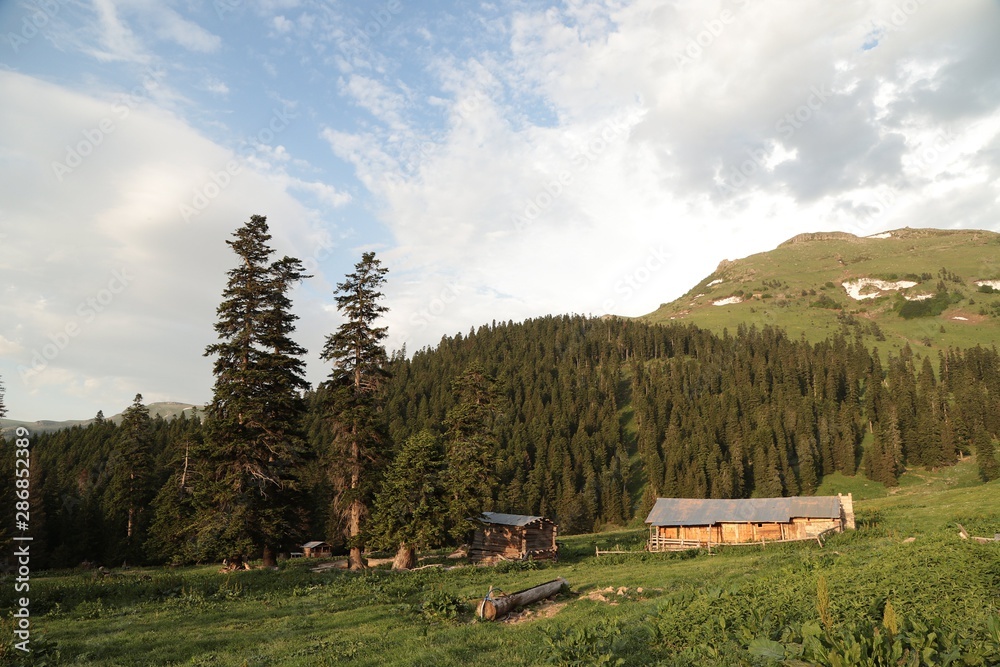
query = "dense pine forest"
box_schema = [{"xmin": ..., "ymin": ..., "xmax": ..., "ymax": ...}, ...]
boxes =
[{"xmin": 4, "ymin": 315, "xmax": 1000, "ymax": 569}]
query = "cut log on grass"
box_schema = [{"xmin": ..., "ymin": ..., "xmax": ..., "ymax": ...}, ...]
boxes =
[{"xmin": 477, "ymin": 578, "xmax": 568, "ymax": 621}]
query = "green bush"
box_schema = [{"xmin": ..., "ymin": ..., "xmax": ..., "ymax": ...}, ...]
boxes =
[
  {"xmin": 811, "ymin": 294, "xmax": 842, "ymax": 310},
  {"xmin": 542, "ymin": 620, "xmax": 626, "ymax": 666},
  {"xmin": 897, "ymin": 291, "xmax": 960, "ymax": 319},
  {"xmin": 420, "ymin": 589, "xmax": 464, "ymax": 622}
]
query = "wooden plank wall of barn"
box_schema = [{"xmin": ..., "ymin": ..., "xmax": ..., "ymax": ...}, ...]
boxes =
[{"xmin": 655, "ymin": 516, "xmax": 841, "ymax": 544}]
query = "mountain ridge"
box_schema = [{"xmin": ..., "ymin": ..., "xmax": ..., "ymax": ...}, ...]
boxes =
[
  {"xmin": 1, "ymin": 401, "xmax": 200, "ymax": 436},
  {"xmin": 642, "ymin": 226, "xmax": 1000, "ymax": 355}
]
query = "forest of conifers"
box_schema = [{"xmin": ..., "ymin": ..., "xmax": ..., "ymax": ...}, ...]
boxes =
[{"xmin": 4, "ymin": 314, "xmax": 1000, "ymax": 569}]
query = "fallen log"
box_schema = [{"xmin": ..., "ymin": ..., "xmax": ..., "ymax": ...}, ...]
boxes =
[{"xmin": 477, "ymin": 578, "xmax": 568, "ymax": 621}]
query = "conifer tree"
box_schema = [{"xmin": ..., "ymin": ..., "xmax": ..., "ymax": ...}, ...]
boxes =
[
  {"xmin": 866, "ymin": 415, "xmax": 903, "ymax": 486},
  {"xmin": 321, "ymin": 251, "xmax": 390, "ymax": 570},
  {"xmin": 370, "ymin": 430, "xmax": 446, "ymax": 569},
  {"xmin": 106, "ymin": 394, "xmax": 153, "ymax": 550},
  {"xmin": 200, "ymin": 215, "xmax": 310, "ymax": 567},
  {"xmin": 442, "ymin": 361, "xmax": 502, "ymax": 541},
  {"xmin": 973, "ymin": 424, "xmax": 1000, "ymax": 482}
]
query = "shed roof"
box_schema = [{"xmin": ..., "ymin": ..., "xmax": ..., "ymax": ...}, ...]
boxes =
[
  {"xmin": 645, "ymin": 497, "xmax": 843, "ymax": 526},
  {"xmin": 473, "ymin": 511, "xmax": 554, "ymax": 527},
  {"xmin": 302, "ymin": 541, "xmax": 329, "ymax": 549}
]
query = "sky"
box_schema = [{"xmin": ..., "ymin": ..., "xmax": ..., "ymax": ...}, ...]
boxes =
[{"xmin": 2, "ymin": 0, "xmax": 1000, "ymax": 421}]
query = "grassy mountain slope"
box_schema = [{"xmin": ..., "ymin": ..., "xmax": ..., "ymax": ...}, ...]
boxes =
[{"xmin": 643, "ymin": 227, "xmax": 1000, "ymax": 356}]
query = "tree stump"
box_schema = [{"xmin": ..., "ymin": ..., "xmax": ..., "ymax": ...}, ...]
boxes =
[{"xmin": 392, "ymin": 544, "xmax": 417, "ymax": 570}]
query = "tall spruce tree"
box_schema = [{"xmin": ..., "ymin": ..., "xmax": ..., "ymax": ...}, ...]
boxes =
[
  {"xmin": 370, "ymin": 430, "xmax": 446, "ymax": 569},
  {"xmin": 200, "ymin": 215, "xmax": 310, "ymax": 567},
  {"xmin": 106, "ymin": 394, "xmax": 153, "ymax": 552},
  {"xmin": 321, "ymin": 251, "xmax": 390, "ymax": 570},
  {"xmin": 973, "ymin": 424, "xmax": 1000, "ymax": 482},
  {"xmin": 442, "ymin": 362, "xmax": 502, "ymax": 541}
]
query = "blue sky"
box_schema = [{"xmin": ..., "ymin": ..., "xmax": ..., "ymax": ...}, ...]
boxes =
[{"xmin": 2, "ymin": 0, "xmax": 1000, "ymax": 421}]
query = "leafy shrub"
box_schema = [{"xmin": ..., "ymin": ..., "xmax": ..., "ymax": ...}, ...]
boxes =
[
  {"xmin": 420, "ymin": 589, "xmax": 464, "ymax": 622},
  {"xmin": 0, "ymin": 616, "xmax": 61, "ymax": 666},
  {"xmin": 543, "ymin": 620, "xmax": 626, "ymax": 666},
  {"xmin": 811, "ymin": 294, "xmax": 842, "ymax": 309},
  {"xmin": 495, "ymin": 558, "xmax": 540, "ymax": 573}
]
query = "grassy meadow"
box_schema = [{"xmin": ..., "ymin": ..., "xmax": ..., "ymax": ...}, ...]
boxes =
[{"xmin": 3, "ymin": 460, "xmax": 999, "ymax": 666}]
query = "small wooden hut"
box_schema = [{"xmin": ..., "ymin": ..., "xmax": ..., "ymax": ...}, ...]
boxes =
[
  {"xmin": 301, "ymin": 541, "xmax": 332, "ymax": 558},
  {"xmin": 645, "ymin": 494, "xmax": 854, "ymax": 551},
  {"xmin": 469, "ymin": 512, "xmax": 559, "ymax": 564}
]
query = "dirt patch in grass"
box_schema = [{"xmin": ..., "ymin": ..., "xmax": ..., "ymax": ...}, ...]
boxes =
[
  {"xmin": 310, "ymin": 560, "xmax": 348, "ymax": 572},
  {"xmin": 501, "ymin": 599, "xmax": 567, "ymax": 624},
  {"xmin": 582, "ymin": 586, "xmax": 649, "ymax": 605}
]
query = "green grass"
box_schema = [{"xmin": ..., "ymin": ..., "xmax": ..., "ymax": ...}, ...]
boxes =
[
  {"xmin": 814, "ymin": 471, "xmax": 887, "ymax": 500},
  {"xmin": 4, "ymin": 474, "xmax": 998, "ymax": 666}
]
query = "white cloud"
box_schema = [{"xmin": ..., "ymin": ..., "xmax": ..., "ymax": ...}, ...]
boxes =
[
  {"xmin": 84, "ymin": 0, "xmax": 151, "ymax": 64},
  {"xmin": 289, "ymin": 179, "xmax": 353, "ymax": 208},
  {"xmin": 320, "ymin": 0, "xmax": 1000, "ymax": 355},
  {"xmin": 146, "ymin": 4, "xmax": 221, "ymax": 53},
  {"xmin": 341, "ymin": 74, "xmax": 409, "ymax": 130},
  {"xmin": 203, "ymin": 77, "xmax": 230, "ymax": 96},
  {"xmin": 273, "ymin": 15, "xmax": 293, "ymax": 33},
  {"xmin": 0, "ymin": 72, "xmax": 328, "ymax": 420}
]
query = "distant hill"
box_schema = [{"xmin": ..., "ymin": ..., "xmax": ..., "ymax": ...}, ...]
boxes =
[
  {"xmin": 642, "ymin": 227, "xmax": 1000, "ymax": 355},
  {"xmin": 0, "ymin": 401, "xmax": 201, "ymax": 437}
]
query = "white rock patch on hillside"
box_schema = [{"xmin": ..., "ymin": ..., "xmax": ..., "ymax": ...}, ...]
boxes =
[
  {"xmin": 713, "ymin": 296, "xmax": 743, "ymax": 306},
  {"xmin": 708, "ymin": 279, "xmax": 724, "ymax": 287},
  {"xmin": 904, "ymin": 293, "xmax": 933, "ymax": 301},
  {"xmin": 842, "ymin": 278, "xmax": 917, "ymax": 300},
  {"xmin": 975, "ymin": 280, "xmax": 1000, "ymax": 289}
]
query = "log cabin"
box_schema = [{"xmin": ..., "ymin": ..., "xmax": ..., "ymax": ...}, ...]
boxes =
[
  {"xmin": 301, "ymin": 541, "xmax": 332, "ymax": 558},
  {"xmin": 645, "ymin": 494, "xmax": 855, "ymax": 551},
  {"xmin": 468, "ymin": 512, "xmax": 559, "ymax": 564}
]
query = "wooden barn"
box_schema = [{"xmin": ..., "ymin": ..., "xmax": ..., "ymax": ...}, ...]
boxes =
[
  {"xmin": 645, "ymin": 494, "xmax": 855, "ymax": 552},
  {"xmin": 468, "ymin": 512, "xmax": 559, "ymax": 564},
  {"xmin": 301, "ymin": 541, "xmax": 332, "ymax": 558}
]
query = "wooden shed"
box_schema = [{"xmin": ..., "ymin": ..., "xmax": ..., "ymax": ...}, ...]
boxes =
[
  {"xmin": 645, "ymin": 494, "xmax": 854, "ymax": 552},
  {"xmin": 301, "ymin": 541, "xmax": 332, "ymax": 558},
  {"xmin": 469, "ymin": 512, "xmax": 559, "ymax": 564}
]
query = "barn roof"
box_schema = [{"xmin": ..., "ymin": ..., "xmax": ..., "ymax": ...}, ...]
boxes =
[
  {"xmin": 645, "ymin": 497, "xmax": 843, "ymax": 526},
  {"xmin": 302, "ymin": 541, "xmax": 329, "ymax": 549},
  {"xmin": 473, "ymin": 511, "xmax": 554, "ymax": 527}
]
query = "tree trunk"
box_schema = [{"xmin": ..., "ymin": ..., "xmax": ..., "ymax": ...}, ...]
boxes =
[
  {"xmin": 263, "ymin": 545, "xmax": 277, "ymax": 568},
  {"xmin": 348, "ymin": 496, "xmax": 366, "ymax": 570},
  {"xmin": 477, "ymin": 578, "xmax": 568, "ymax": 621},
  {"xmin": 392, "ymin": 543, "xmax": 416, "ymax": 570},
  {"xmin": 349, "ymin": 546, "xmax": 367, "ymax": 570},
  {"xmin": 347, "ymin": 422, "xmax": 367, "ymax": 571}
]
